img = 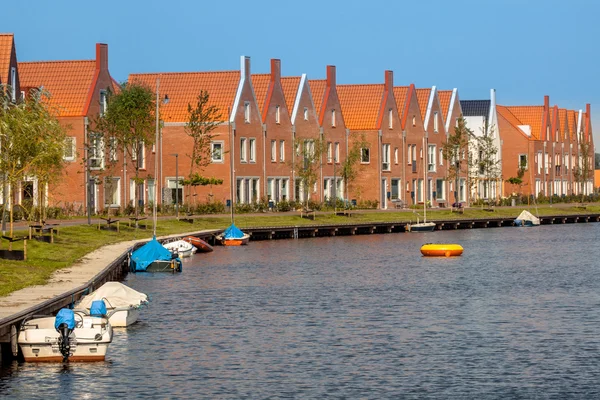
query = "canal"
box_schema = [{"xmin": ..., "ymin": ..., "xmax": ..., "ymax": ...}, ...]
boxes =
[{"xmin": 2, "ymin": 224, "xmax": 600, "ymax": 398}]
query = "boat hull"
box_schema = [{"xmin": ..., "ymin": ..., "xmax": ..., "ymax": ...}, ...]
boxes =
[
  {"xmin": 407, "ymin": 222, "xmax": 436, "ymax": 232},
  {"xmin": 183, "ymin": 236, "xmax": 214, "ymax": 252},
  {"xmin": 109, "ymin": 308, "xmax": 140, "ymax": 327},
  {"xmin": 421, "ymin": 244, "xmax": 463, "ymax": 257},
  {"xmin": 217, "ymin": 234, "xmax": 250, "ymax": 246},
  {"xmin": 145, "ymin": 259, "xmax": 182, "ymax": 272}
]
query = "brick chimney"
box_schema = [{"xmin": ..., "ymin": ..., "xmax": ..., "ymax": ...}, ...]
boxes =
[
  {"xmin": 270, "ymin": 59, "xmax": 281, "ymax": 83},
  {"xmin": 384, "ymin": 70, "xmax": 393, "ymax": 91},
  {"xmin": 544, "ymin": 95, "xmax": 549, "ymax": 110},
  {"xmin": 96, "ymin": 43, "xmax": 108, "ymax": 71},
  {"xmin": 326, "ymin": 65, "xmax": 336, "ymax": 87}
]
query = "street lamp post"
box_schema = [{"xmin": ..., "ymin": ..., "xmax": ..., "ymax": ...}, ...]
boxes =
[{"xmin": 171, "ymin": 153, "xmax": 179, "ymax": 218}]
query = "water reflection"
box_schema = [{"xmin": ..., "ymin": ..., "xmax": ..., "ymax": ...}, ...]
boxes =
[{"xmin": 2, "ymin": 224, "xmax": 600, "ymax": 398}]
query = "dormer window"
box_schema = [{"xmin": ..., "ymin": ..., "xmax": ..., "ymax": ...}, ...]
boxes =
[{"xmin": 99, "ymin": 90, "xmax": 107, "ymax": 116}]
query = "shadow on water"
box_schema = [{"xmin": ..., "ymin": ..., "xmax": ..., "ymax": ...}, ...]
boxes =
[{"xmin": 2, "ymin": 224, "xmax": 600, "ymax": 398}]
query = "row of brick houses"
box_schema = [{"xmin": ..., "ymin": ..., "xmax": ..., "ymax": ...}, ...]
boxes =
[{"xmin": 0, "ymin": 34, "xmax": 594, "ymax": 213}]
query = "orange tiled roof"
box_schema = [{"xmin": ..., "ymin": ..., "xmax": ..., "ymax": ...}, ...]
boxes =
[
  {"xmin": 337, "ymin": 84, "xmax": 384, "ymax": 130},
  {"xmin": 558, "ymin": 108, "xmax": 567, "ymax": 135},
  {"xmin": 308, "ymin": 79, "xmax": 326, "ymax": 116},
  {"xmin": 129, "ymin": 71, "xmax": 239, "ymax": 122},
  {"xmin": 567, "ymin": 109, "xmax": 578, "ymax": 140},
  {"xmin": 497, "ymin": 106, "xmax": 530, "ymax": 139},
  {"xmin": 504, "ymin": 106, "xmax": 544, "ymax": 140},
  {"xmin": 281, "ymin": 76, "xmax": 301, "ymax": 113},
  {"xmin": 251, "ymin": 73, "xmax": 270, "ymax": 116},
  {"xmin": 438, "ymin": 90, "xmax": 452, "ymax": 121},
  {"xmin": 393, "ymin": 86, "xmax": 411, "ymax": 129},
  {"xmin": 19, "ymin": 60, "xmax": 96, "ymax": 117},
  {"xmin": 0, "ymin": 34, "xmax": 14, "ymax": 86},
  {"xmin": 415, "ymin": 88, "xmax": 431, "ymax": 118}
]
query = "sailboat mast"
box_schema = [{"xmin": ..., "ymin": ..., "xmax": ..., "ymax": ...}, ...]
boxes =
[
  {"xmin": 153, "ymin": 78, "xmax": 160, "ymax": 237},
  {"xmin": 228, "ymin": 107, "xmax": 234, "ymax": 224},
  {"xmin": 423, "ymin": 136, "xmax": 427, "ymax": 222}
]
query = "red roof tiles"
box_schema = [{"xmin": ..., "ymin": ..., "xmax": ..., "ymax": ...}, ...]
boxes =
[
  {"xmin": 308, "ymin": 79, "xmax": 326, "ymax": 117},
  {"xmin": 496, "ymin": 106, "xmax": 530, "ymax": 139},
  {"xmin": 504, "ymin": 106, "xmax": 544, "ymax": 140},
  {"xmin": 415, "ymin": 88, "xmax": 431, "ymax": 119},
  {"xmin": 251, "ymin": 73, "xmax": 270, "ymax": 116},
  {"xmin": 337, "ymin": 84, "xmax": 384, "ymax": 130},
  {"xmin": 438, "ymin": 90, "xmax": 452, "ymax": 122},
  {"xmin": 19, "ymin": 60, "xmax": 96, "ymax": 117},
  {"xmin": 130, "ymin": 71, "xmax": 240, "ymax": 122},
  {"xmin": 0, "ymin": 34, "xmax": 13, "ymax": 85},
  {"xmin": 281, "ymin": 76, "xmax": 301, "ymax": 113}
]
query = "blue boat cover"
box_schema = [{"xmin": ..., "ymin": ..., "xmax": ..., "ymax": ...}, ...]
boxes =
[
  {"xmin": 90, "ymin": 300, "xmax": 107, "ymax": 316},
  {"xmin": 222, "ymin": 224, "xmax": 245, "ymax": 239},
  {"xmin": 54, "ymin": 308, "xmax": 76, "ymax": 331},
  {"xmin": 131, "ymin": 237, "xmax": 172, "ymax": 272}
]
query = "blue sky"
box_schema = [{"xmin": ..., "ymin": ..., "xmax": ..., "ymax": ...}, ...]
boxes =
[{"xmin": 5, "ymin": 0, "xmax": 599, "ymax": 144}]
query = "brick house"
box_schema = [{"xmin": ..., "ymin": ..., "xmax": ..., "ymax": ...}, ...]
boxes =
[
  {"xmin": 18, "ymin": 43, "xmax": 116, "ymax": 212},
  {"xmin": 309, "ymin": 66, "xmax": 347, "ymax": 203},
  {"xmin": 0, "ymin": 33, "xmax": 20, "ymax": 102},
  {"xmin": 130, "ymin": 56, "xmax": 263, "ymax": 208},
  {"xmin": 438, "ymin": 89, "xmax": 465, "ymax": 204},
  {"xmin": 252, "ymin": 59, "xmax": 293, "ymax": 204},
  {"xmin": 416, "ymin": 87, "xmax": 450, "ymax": 207}
]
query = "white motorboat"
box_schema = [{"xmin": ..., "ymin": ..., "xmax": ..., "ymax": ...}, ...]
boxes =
[
  {"xmin": 163, "ymin": 239, "xmax": 195, "ymax": 257},
  {"xmin": 75, "ymin": 282, "xmax": 148, "ymax": 327},
  {"xmin": 18, "ymin": 307, "xmax": 113, "ymax": 362}
]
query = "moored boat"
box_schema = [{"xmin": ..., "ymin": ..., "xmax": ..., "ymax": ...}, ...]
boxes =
[
  {"xmin": 18, "ymin": 306, "xmax": 113, "ymax": 362},
  {"xmin": 163, "ymin": 239, "xmax": 195, "ymax": 257},
  {"xmin": 130, "ymin": 237, "xmax": 182, "ymax": 272},
  {"xmin": 420, "ymin": 243, "xmax": 463, "ymax": 257},
  {"xmin": 407, "ymin": 221, "xmax": 436, "ymax": 232},
  {"xmin": 216, "ymin": 224, "xmax": 250, "ymax": 246},
  {"xmin": 183, "ymin": 236, "xmax": 214, "ymax": 252},
  {"xmin": 75, "ymin": 282, "xmax": 148, "ymax": 327},
  {"xmin": 514, "ymin": 210, "xmax": 540, "ymax": 227}
]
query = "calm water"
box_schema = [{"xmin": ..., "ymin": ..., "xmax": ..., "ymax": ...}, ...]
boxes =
[{"xmin": 2, "ymin": 224, "xmax": 600, "ymax": 398}]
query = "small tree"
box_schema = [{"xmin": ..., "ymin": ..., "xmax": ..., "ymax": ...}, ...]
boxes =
[
  {"xmin": 180, "ymin": 173, "xmax": 224, "ymax": 204},
  {"xmin": 442, "ymin": 115, "xmax": 471, "ymax": 206},
  {"xmin": 0, "ymin": 87, "xmax": 67, "ymax": 237},
  {"xmin": 473, "ymin": 126, "xmax": 502, "ymax": 203},
  {"xmin": 290, "ymin": 136, "xmax": 326, "ymax": 208},
  {"xmin": 506, "ymin": 158, "xmax": 527, "ymax": 198},
  {"xmin": 341, "ymin": 133, "xmax": 369, "ymax": 203},
  {"xmin": 573, "ymin": 132, "xmax": 593, "ymax": 202},
  {"xmin": 95, "ymin": 82, "xmax": 155, "ymax": 223}
]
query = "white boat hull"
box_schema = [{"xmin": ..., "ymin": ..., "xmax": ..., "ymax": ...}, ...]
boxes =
[
  {"xmin": 108, "ymin": 308, "xmax": 140, "ymax": 327},
  {"xmin": 19, "ymin": 315, "xmax": 113, "ymax": 362},
  {"xmin": 163, "ymin": 240, "xmax": 195, "ymax": 257}
]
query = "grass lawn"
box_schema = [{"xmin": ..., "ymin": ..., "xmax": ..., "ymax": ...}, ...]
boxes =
[{"xmin": 0, "ymin": 204, "xmax": 598, "ymax": 297}]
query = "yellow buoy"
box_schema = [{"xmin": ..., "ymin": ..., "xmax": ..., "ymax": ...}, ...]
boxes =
[{"xmin": 420, "ymin": 243, "xmax": 463, "ymax": 257}]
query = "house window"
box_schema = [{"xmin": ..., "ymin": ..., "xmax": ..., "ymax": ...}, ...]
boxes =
[
  {"xmin": 382, "ymin": 144, "xmax": 390, "ymax": 171},
  {"xmin": 240, "ymin": 138, "xmax": 247, "ymax": 162},
  {"xmin": 148, "ymin": 179, "xmax": 156, "ymax": 205},
  {"xmin": 433, "ymin": 112, "xmax": 439, "ymax": 132},
  {"xmin": 394, "ymin": 147, "xmax": 398, "ymax": 164},
  {"xmin": 89, "ymin": 133, "xmax": 104, "ymax": 170},
  {"xmin": 361, "ymin": 148, "xmax": 370, "ymax": 163},
  {"xmin": 64, "ymin": 137, "xmax": 75, "ymax": 161},
  {"xmin": 407, "ymin": 145, "xmax": 412, "ymax": 165},
  {"xmin": 304, "ymin": 107, "xmax": 308, "ymax": 121},
  {"xmin": 211, "ymin": 141, "xmax": 223, "ymax": 162},
  {"xmin": 130, "ymin": 179, "xmax": 145, "ymax": 208},
  {"xmin": 436, "ymin": 179, "xmax": 445, "ymax": 200},
  {"xmin": 334, "ymin": 142, "xmax": 340, "ymax": 163},
  {"xmin": 412, "ymin": 115, "xmax": 416, "ymax": 127},
  {"xmin": 104, "ymin": 177, "xmax": 121, "ymax": 207},
  {"xmin": 100, "ymin": 89, "xmax": 107, "ymax": 116},
  {"xmin": 391, "ymin": 179, "xmax": 400, "ymax": 200},
  {"xmin": 439, "ymin": 148, "xmax": 443, "ymax": 166},
  {"xmin": 271, "ymin": 140, "xmax": 277, "ymax": 161},
  {"xmin": 428, "ymin": 145, "xmax": 436, "ymax": 172},
  {"xmin": 10, "ymin": 67, "xmax": 16, "ymax": 102},
  {"xmin": 388, "ymin": 109, "xmax": 393, "ymax": 129},
  {"xmin": 137, "ymin": 141, "xmax": 145, "ymax": 169},
  {"xmin": 249, "ymin": 138, "xmax": 256, "ymax": 162},
  {"xmin": 331, "ymin": 109, "xmax": 336, "ymax": 127},
  {"xmin": 327, "ymin": 142, "xmax": 333, "ymax": 163},
  {"xmin": 276, "ymin": 105, "xmax": 281, "ymax": 124},
  {"xmin": 519, "ymin": 154, "xmax": 528, "ymax": 169},
  {"xmin": 244, "ymin": 102, "xmax": 250, "ymax": 123},
  {"xmin": 109, "ymin": 137, "xmax": 118, "ymax": 162},
  {"xmin": 167, "ymin": 178, "xmax": 183, "ymax": 205},
  {"xmin": 280, "ymin": 140, "xmax": 285, "ymax": 162},
  {"xmin": 413, "ymin": 145, "xmax": 417, "ymax": 163}
]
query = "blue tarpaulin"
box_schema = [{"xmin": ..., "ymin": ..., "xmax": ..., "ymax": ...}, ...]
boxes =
[
  {"xmin": 222, "ymin": 224, "xmax": 245, "ymax": 239},
  {"xmin": 54, "ymin": 308, "xmax": 76, "ymax": 331},
  {"xmin": 131, "ymin": 237, "xmax": 172, "ymax": 272},
  {"xmin": 90, "ymin": 300, "xmax": 107, "ymax": 316}
]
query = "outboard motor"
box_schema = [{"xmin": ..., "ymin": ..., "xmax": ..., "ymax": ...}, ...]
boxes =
[{"xmin": 54, "ymin": 308, "xmax": 76, "ymax": 362}]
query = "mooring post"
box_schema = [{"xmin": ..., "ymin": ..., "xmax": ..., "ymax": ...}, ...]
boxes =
[
  {"xmin": 11, "ymin": 325, "xmax": 18, "ymax": 356},
  {"xmin": 50, "ymin": 229, "xmax": 54, "ymax": 244},
  {"xmin": 23, "ymin": 239, "xmax": 27, "ymax": 260},
  {"xmin": 28, "ymin": 226, "xmax": 32, "ymax": 240}
]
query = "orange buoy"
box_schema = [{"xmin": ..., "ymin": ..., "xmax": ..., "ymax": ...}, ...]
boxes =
[{"xmin": 420, "ymin": 243, "xmax": 463, "ymax": 257}]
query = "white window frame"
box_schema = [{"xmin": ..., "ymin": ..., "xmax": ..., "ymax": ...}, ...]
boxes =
[
  {"xmin": 244, "ymin": 101, "xmax": 250, "ymax": 123},
  {"xmin": 279, "ymin": 140, "xmax": 285, "ymax": 162},
  {"xmin": 327, "ymin": 142, "xmax": 333, "ymax": 163},
  {"xmin": 89, "ymin": 133, "xmax": 104, "ymax": 170},
  {"xmin": 331, "ymin": 109, "xmax": 336, "ymax": 127},
  {"xmin": 104, "ymin": 177, "xmax": 121, "ymax": 207},
  {"xmin": 428, "ymin": 144, "xmax": 436, "ymax": 172},
  {"xmin": 100, "ymin": 89, "xmax": 107, "ymax": 116},
  {"xmin": 439, "ymin": 148, "xmax": 443, "ymax": 166},
  {"xmin": 412, "ymin": 115, "xmax": 416, "ymax": 127},
  {"xmin": 519, "ymin": 154, "xmax": 528, "ymax": 170},
  {"xmin": 275, "ymin": 105, "xmax": 281, "ymax": 124},
  {"xmin": 394, "ymin": 147, "xmax": 398, "ymax": 165},
  {"xmin": 109, "ymin": 137, "xmax": 118, "ymax": 162},
  {"xmin": 361, "ymin": 148, "xmax": 370, "ymax": 164},
  {"xmin": 64, "ymin": 137, "xmax": 76, "ymax": 161},
  {"xmin": 211, "ymin": 141, "xmax": 224, "ymax": 163},
  {"xmin": 10, "ymin": 67, "xmax": 16, "ymax": 102},
  {"xmin": 271, "ymin": 140, "xmax": 277, "ymax": 162},
  {"xmin": 388, "ymin": 109, "xmax": 393, "ymax": 129},
  {"xmin": 334, "ymin": 142, "xmax": 340, "ymax": 163},
  {"xmin": 304, "ymin": 107, "xmax": 309, "ymax": 121},
  {"xmin": 240, "ymin": 138, "xmax": 247, "ymax": 162},
  {"xmin": 435, "ymin": 178, "xmax": 445, "ymax": 200},
  {"xmin": 249, "ymin": 138, "xmax": 256, "ymax": 162},
  {"xmin": 382, "ymin": 143, "xmax": 391, "ymax": 171},
  {"xmin": 433, "ymin": 112, "xmax": 439, "ymax": 132}
]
